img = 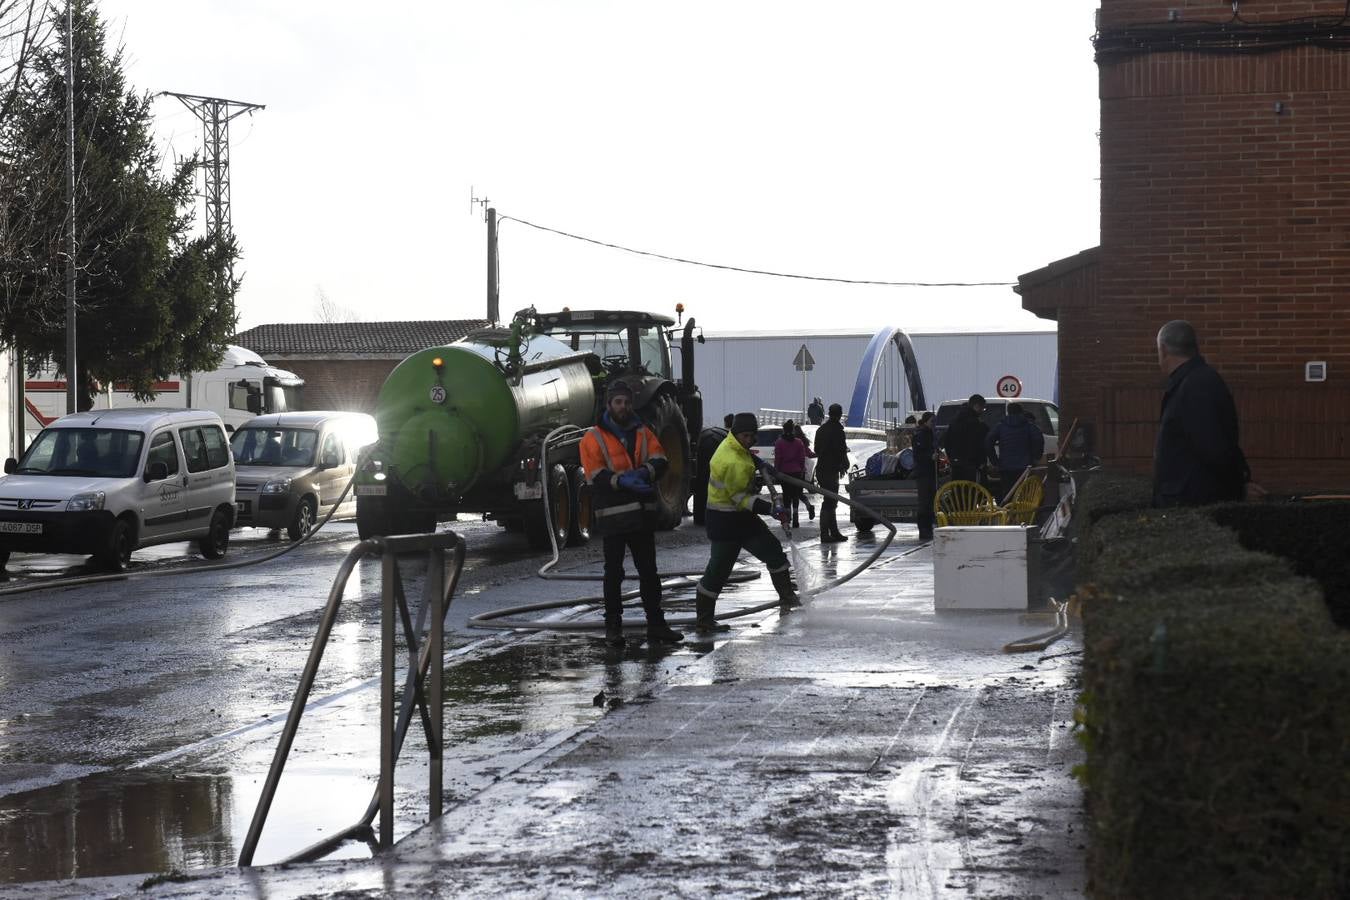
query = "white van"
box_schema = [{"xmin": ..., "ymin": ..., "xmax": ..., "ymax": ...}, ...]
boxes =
[
  {"xmin": 0, "ymin": 408, "xmax": 236, "ymax": 571},
  {"xmin": 230, "ymin": 411, "xmax": 377, "ymax": 539}
]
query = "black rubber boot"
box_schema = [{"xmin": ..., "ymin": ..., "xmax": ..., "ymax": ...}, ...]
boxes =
[
  {"xmin": 771, "ymin": 569, "xmax": 801, "ymax": 608},
  {"xmin": 641, "ymin": 598, "xmax": 682, "ymax": 643},
  {"xmin": 604, "ymin": 618, "xmax": 625, "ymax": 648},
  {"xmin": 646, "ymin": 621, "xmax": 684, "ymax": 644},
  {"xmin": 694, "ymin": 593, "xmax": 731, "ymax": 633}
]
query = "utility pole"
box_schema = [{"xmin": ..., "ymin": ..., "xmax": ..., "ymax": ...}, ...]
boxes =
[
  {"xmin": 159, "ymin": 92, "xmax": 265, "ymax": 240},
  {"xmin": 486, "ymin": 208, "xmax": 498, "ymax": 325},
  {"xmin": 471, "ymin": 189, "xmax": 497, "ymax": 325},
  {"xmin": 64, "ymin": 0, "xmax": 76, "ymax": 414}
]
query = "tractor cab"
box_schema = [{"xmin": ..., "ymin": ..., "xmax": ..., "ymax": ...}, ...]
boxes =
[{"xmin": 532, "ymin": 309, "xmax": 675, "ymax": 382}]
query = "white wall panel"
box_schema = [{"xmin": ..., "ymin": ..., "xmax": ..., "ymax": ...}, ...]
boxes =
[{"xmin": 694, "ymin": 330, "xmax": 1057, "ymax": 425}]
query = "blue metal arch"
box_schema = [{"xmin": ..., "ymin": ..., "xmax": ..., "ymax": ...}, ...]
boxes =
[{"xmin": 847, "ymin": 327, "xmax": 928, "ymax": 426}]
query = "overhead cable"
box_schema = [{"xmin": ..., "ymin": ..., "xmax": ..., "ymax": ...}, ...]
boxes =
[{"xmin": 497, "ymin": 214, "xmax": 1014, "ymax": 288}]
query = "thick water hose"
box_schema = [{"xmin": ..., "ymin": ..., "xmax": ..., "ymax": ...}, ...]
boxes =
[{"xmin": 1001, "ymin": 598, "xmax": 1070, "ymax": 653}]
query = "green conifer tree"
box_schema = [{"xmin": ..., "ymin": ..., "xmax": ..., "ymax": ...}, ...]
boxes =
[{"xmin": 0, "ymin": 0, "xmax": 239, "ymax": 405}]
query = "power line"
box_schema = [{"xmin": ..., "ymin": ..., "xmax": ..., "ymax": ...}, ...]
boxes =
[{"xmin": 497, "ymin": 214, "xmax": 1014, "ymax": 288}]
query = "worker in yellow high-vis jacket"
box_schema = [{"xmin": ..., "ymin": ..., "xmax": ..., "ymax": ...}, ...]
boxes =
[{"xmin": 695, "ymin": 412, "xmax": 800, "ymax": 633}]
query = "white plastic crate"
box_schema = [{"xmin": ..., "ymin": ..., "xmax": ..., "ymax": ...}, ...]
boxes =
[{"xmin": 933, "ymin": 525, "xmax": 1030, "ymax": 611}]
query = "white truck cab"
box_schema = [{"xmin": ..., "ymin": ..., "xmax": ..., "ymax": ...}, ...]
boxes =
[
  {"xmin": 23, "ymin": 345, "xmax": 304, "ymax": 438},
  {"xmin": 0, "ymin": 408, "xmax": 236, "ymax": 571}
]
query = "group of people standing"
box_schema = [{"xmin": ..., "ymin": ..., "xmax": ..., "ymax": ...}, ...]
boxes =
[
  {"xmin": 940, "ymin": 393, "xmax": 1046, "ymax": 500},
  {"xmin": 575, "ymin": 319, "xmax": 1261, "ymax": 650},
  {"xmin": 581, "ymin": 386, "xmax": 855, "ymax": 648}
]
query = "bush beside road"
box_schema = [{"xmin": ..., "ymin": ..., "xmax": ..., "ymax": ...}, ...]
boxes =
[{"xmin": 1074, "ymin": 472, "xmax": 1350, "ymax": 899}]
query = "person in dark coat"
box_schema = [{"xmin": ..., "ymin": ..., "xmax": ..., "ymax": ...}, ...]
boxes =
[
  {"xmin": 1153, "ymin": 319, "xmax": 1255, "ymax": 507},
  {"xmin": 985, "ymin": 402, "xmax": 1044, "ymax": 500},
  {"xmin": 941, "ymin": 394, "xmax": 989, "ymax": 484},
  {"xmin": 813, "ymin": 403, "xmax": 848, "ymax": 543},
  {"xmin": 806, "ymin": 397, "xmax": 825, "ymax": 425},
  {"xmin": 911, "ymin": 411, "xmax": 938, "ymax": 541},
  {"xmin": 692, "ymin": 414, "xmax": 733, "ymax": 525}
]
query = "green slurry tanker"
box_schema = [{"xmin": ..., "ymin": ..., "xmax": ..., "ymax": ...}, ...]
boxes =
[{"xmin": 354, "ymin": 308, "xmax": 704, "ymax": 549}]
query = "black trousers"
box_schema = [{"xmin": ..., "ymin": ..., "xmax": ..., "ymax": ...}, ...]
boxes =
[
  {"xmin": 602, "ymin": 530, "xmax": 662, "ymax": 625},
  {"xmin": 916, "ymin": 477, "xmax": 936, "ymax": 538},
  {"xmin": 817, "ymin": 469, "xmax": 841, "ymax": 536},
  {"xmin": 780, "ymin": 478, "xmax": 804, "ymax": 524},
  {"xmin": 950, "ymin": 461, "xmax": 982, "ymax": 485}
]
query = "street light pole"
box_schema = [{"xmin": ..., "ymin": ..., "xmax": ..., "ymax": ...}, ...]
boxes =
[{"xmin": 64, "ymin": 0, "xmax": 77, "ymax": 414}]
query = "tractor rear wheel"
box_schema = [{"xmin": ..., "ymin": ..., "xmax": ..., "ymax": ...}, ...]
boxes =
[{"xmin": 643, "ymin": 395, "xmax": 690, "ymax": 531}]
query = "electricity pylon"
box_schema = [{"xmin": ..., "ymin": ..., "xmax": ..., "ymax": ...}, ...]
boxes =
[{"xmin": 160, "ymin": 92, "xmax": 265, "ymax": 239}]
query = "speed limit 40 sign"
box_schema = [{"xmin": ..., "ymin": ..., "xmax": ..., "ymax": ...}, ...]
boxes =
[{"xmin": 996, "ymin": 375, "xmax": 1022, "ymax": 398}]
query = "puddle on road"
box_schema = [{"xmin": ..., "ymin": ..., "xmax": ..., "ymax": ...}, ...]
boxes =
[{"xmin": 0, "ymin": 632, "xmax": 705, "ymax": 884}]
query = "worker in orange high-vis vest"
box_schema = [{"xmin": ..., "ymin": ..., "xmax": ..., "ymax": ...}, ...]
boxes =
[{"xmin": 579, "ymin": 381, "xmax": 684, "ymax": 649}]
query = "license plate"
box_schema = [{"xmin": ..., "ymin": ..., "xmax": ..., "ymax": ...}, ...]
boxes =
[
  {"xmin": 0, "ymin": 522, "xmax": 42, "ymax": 535},
  {"xmin": 356, "ymin": 484, "xmax": 387, "ymax": 497},
  {"xmin": 513, "ymin": 482, "xmax": 543, "ymax": 501}
]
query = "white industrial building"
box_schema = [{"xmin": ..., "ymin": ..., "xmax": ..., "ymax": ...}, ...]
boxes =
[{"xmin": 689, "ymin": 327, "xmax": 1058, "ymax": 426}]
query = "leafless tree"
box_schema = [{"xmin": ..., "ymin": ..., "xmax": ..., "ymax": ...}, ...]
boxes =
[
  {"xmin": 1, "ymin": 1, "xmax": 56, "ymax": 339},
  {"xmin": 1, "ymin": 0, "xmax": 51, "ymax": 126},
  {"xmin": 313, "ymin": 286, "xmax": 359, "ymax": 323}
]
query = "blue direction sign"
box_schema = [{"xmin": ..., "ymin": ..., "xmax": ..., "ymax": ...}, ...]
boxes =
[{"xmin": 793, "ymin": 344, "xmax": 815, "ymax": 372}]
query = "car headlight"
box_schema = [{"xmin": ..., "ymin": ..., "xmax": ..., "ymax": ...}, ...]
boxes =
[
  {"xmin": 67, "ymin": 491, "xmax": 106, "ymax": 511},
  {"xmin": 261, "ymin": 477, "xmax": 292, "ymax": 494}
]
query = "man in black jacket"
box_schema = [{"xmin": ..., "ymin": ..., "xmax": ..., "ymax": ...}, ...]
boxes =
[
  {"xmin": 941, "ymin": 394, "xmax": 989, "ymax": 484},
  {"xmin": 1153, "ymin": 320, "xmax": 1251, "ymax": 507},
  {"xmin": 814, "ymin": 403, "xmax": 848, "ymax": 543},
  {"xmin": 911, "ymin": 411, "xmax": 938, "ymax": 541}
]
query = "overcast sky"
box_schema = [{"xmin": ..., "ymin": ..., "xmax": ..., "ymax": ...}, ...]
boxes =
[{"xmin": 98, "ymin": 1, "xmax": 1100, "ymax": 335}]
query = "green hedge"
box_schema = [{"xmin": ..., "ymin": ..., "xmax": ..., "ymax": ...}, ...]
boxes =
[
  {"xmin": 1212, "ymin": 502, "xmax": 1350, "ymax": 629},
  {"xmin": 1075, "ymin": 472, "xmax": 1350, "ymax": 899}
]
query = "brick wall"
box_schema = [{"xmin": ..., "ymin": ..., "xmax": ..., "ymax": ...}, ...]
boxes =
[
  {"xmin": 268, "ymin": 358, "xmax": 398, "ymax": 414},
  {"xmin": 1101, "ymin": 1, "xmax": 1348, "ymax": 28},
  {"xmin": 1080, "ymin": 1, "xmax": 1350, "ymax": 492}
]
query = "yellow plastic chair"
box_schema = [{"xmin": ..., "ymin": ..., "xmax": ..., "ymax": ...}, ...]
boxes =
[
  {"xmin": 934, "ymin": 480, "xmax": 1006, "ymax": 527},
  {"xmin": 1001, "ymin": 476, "xmax": 1045, "ymax": 526}
]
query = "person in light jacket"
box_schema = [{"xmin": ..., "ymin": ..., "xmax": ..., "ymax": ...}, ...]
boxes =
[{"xmin": 696, "ymin": 413, "xmax": 799, "ymax": 633}]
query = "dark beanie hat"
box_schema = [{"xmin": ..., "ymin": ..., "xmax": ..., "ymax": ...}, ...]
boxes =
[
  {"xmin": 730, "ymin": 412, "xmax": 758, "ymax": 435},
  {"xmin": 968, "ymin": 393, "xmax": 986, "ymax": 407},
  {"xmin": 606, "ymin": 380, "xmax": 635, "ymax": 402}
]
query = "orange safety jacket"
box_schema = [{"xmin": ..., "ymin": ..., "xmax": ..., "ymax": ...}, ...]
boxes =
[{"xmin": 580, "ymin": 420, "xmax": 668, "ymax": 534}]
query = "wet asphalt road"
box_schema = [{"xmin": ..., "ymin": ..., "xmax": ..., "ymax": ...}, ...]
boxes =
[
  {"xmin": 0, "ymin": 516, "xmax": 718, "ymax": 882},
  {"xmin": 0, "ymin": 517, "xmax": 1087, "ymax": 896}
]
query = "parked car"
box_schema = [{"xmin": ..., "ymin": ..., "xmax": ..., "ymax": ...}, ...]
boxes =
[
  {"xmin": 0, "ymin": 408, "xmax": 236, "ymax": 571},
  {"xmin": 229, "ymin": 412, "xmax": 378, "ymax": 540}
]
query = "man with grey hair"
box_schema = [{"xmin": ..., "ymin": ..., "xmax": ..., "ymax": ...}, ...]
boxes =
[{"xmin": 1153, "ymin": 319, "xmax": 1252, "ymax": 506}]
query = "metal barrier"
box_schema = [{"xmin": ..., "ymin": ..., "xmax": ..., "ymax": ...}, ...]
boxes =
[{"xmin": 238, "ymin": 531, "xmax": 467, "ymax": 866}]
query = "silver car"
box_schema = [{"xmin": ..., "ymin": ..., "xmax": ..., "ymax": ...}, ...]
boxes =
[
  {"xmin": 230, "ymin": 412, "xmax": 377, "ymax": 540},
  {"xmin": 0, "ymin": 408, "xmax": 236, "ymax": 570}
]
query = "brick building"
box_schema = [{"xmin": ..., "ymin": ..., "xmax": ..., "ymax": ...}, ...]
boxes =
[
  {"xmin": 232, "ymin": 320, "xmax": 487, "ymax": 414},
  {"xmin": 1019, "ymin": 1, "xmax": 1350, "ymax": 493}
]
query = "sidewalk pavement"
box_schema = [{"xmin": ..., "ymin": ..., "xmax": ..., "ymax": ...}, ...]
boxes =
[{"xmin": 8, "ymin": 528, "xmax": 1086, "ymax": 899}]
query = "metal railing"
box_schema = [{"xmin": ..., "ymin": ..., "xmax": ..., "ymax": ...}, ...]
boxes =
[{"xmin": 238, "ymin": 531, "xmax": 467, "ymax": 866}]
